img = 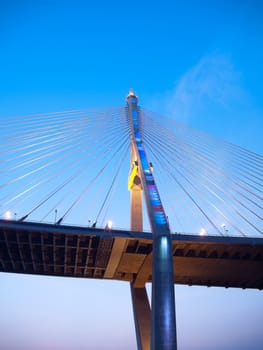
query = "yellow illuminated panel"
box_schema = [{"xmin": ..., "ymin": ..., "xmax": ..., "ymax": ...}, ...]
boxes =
[{"xmin": 128, "ymin": 164, "xmax": 138, "ymax": 190}]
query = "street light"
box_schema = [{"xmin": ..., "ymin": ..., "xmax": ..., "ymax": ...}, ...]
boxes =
[
  {"xmin": 4, "ymin": 211, "xmax": 12, "ymax": 220},
  {"xmin": 199, "ymin": 228, "xmax": 206, "ymax": 236},
  {"xmin": 105, "ymin": 220, "xmax": 113, "ymax": 231}
]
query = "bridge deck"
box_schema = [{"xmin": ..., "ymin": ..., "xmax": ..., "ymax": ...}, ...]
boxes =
[{"xmin": 0, "ymin": 220, "xmax": 262, "ymax": 289}]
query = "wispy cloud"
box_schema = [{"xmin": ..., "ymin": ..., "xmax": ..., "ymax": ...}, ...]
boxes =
[
  {"xmin": 144, "ymin": 52, "xmax": 263, "ymax": 152},
  {"xmin": 149, "ymin": 52, "xmax": 246, "ymax": 124}
]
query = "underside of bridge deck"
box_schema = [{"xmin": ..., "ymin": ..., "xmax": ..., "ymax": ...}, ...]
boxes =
[{"xmin": 0, "ymin": 220, "xmax": 262, "ymax": 290}]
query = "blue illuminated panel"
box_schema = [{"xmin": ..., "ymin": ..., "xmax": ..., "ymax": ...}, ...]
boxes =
[{"xmin": 129, "ymin": 106, "xmax": 168, "ymax": 229}]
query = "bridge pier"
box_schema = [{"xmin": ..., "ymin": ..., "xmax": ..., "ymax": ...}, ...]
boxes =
[{"xmin": 130, "ymin": 284, "xmax": 151, "ymax": 350}]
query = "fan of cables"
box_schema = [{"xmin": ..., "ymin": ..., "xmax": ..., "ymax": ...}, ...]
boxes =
[
  {"xmin": 0, "ymin": 106, "xmax": 262, "ymax": 237},
  {"xmin": 0, "ymin": 107, "xmax": 130, "ymax": 229},
  {"xmin": 140, "ymin": 108, "xmax": 263, "ymax": 237}
]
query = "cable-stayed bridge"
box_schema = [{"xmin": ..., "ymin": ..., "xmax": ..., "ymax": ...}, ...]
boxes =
[{"xmin": 0, "ymin": 91, "xmax": 262, "ymax": 350}]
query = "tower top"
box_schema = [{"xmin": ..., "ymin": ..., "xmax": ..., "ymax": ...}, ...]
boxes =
[{"xmin": 126, "ymin": 89, "xmax": 138, "ymax": 104}]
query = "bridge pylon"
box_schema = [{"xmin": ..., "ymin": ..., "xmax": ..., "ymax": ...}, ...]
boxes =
[
  {"xmin": 127, "ymin": 90, "xmax": 177, "ymax": 350},
  {"xmin": 129, "ymin": 120, "xmax": 151, "ymax": 349}
]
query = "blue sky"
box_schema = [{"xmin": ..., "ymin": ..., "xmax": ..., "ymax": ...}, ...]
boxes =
[{"xmin": 0, "ymin": 1, "xmax": 263, "ymax": 349}]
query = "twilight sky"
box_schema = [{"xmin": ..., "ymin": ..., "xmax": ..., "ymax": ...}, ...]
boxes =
[{"xmin": 0, "ymin": 1, "xmax": 263, "ymax": 349}]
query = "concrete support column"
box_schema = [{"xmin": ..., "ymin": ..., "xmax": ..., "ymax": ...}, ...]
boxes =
[
  {"xmin": 131, "ymin": 284, "xmax": 151, "ymax": 350},
  {"xmin": 130, "ymin": 188, "xmax": 143, "ymax": 232}
]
